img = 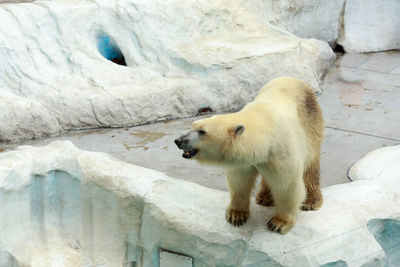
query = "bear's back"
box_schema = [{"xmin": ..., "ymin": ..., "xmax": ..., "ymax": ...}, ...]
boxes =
[
  {"xmin": 252, "ymin": 76, "xmax": 324, "ymax": 163},
  {"xmin": 256, "ymin": 76, "xmax": 312, "ymax": 102}
]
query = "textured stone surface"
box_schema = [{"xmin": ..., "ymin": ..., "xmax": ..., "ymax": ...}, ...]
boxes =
[
  {"xmin": 338, "ymin": 0, "xmax": 400, "ymax": 53},
  {"xmin": 1, "ymin": 141, "xmax": 399, "ymax": 266},
  {"xmin": 348, "ymin": 144, "xmax": 400, "ymax": 183},
  {"xmin": 0, "ymin": 0, "xmax": 334, "ymax": 142},
  {"xmin": 247, "ymin": 0, "xmax": 400, "ymax": 53},
  {"xmin": 249, "ymin": 0, "xmax": 345, "ymax": 45}
]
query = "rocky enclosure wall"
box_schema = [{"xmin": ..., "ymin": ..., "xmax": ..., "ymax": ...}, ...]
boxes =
[
  {"xmin": 1, "ymin": 0, "xmax": 398, "ymax": 143},
  {"xmin": 252, "ymin": 0, "xmax": 400, "ymax": 52},
  {"xmin": 0, "ymin": 141, "xmax": 399, "ymax": 266},
  {"xmin": 0, "ymin": 0, "xmax": 335, "ymax": 142}
]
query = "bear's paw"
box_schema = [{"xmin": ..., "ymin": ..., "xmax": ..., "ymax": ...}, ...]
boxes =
[
  {"xmin": 300, "ymin": 198, "xmax": 323, "ymax": 211},
  {"xmin": 267, "ymin": 217, "xmax": 294, "ymax": 234},
  {"xmin": 225, "ymin": 208, "xmax": 249, "ymax": 227}
]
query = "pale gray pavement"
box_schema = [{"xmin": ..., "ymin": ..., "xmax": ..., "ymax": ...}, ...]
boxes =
[
  {"xmin": 1, "ymin": 52, "xmax": 399, "ymax": 191},
  {"xmin": 319, "ymin": 52, "xmax": 400, "ymax": 187}
]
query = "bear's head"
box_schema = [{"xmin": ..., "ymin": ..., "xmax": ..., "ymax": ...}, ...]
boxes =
[{"xmin": 174, "ymin": 115, "xmax": 245, "ymax": 165}]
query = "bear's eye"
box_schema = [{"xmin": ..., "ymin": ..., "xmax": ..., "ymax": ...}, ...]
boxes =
[{"xmin": 197, "ymin": 129, "xmax": 206, "ymax": 136}]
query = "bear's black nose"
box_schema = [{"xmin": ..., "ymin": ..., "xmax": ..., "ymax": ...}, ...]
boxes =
[{"xmin": 174, "ymin": 138, "xmax": 181, "ymax": 148}]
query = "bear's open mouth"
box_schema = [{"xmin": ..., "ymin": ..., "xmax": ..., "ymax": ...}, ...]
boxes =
[{"xmin": 182, "ymin": 149, "xmax": 198, "ymax": 159}]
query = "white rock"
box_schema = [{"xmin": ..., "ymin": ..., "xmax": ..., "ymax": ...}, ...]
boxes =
[
  {"xmin": 338, "ymin": 0, "xmax": 400, "ymax": 53},
  {"xmin": 1, "ymin": 141, "xmax": 399, "ymax": 266},
  {"xmin": 245, "ymin": 0, "xmax": 400, "ymax": 53},
  {"xmin": 0, "ymin": 90, "xmax": 61, "ymax": 142},
  {"xmin": 0, "ymin": 0, "xmax": 334, "ymax": 142},
  {"xmin": 246, "ymin": 0, "xmax": 346, "ymax": 45},
  {"xmin": 348, "ymin": 144, "xmax": 400, "ymax": 183}
]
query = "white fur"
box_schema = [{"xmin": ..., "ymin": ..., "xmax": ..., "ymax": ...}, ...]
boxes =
[{"xmin": 188, "ymin": 77, "xmax": 321, "ymax": 233}]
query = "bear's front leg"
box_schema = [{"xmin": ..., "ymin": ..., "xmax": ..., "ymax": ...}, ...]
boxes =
[{"xmin": 225, "ymin": 167, "xmax": 258, "ymax": 227}]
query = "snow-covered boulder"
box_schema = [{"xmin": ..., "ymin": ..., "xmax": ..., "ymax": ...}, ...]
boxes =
[
  {"xmin": 246, "ymin": 0, "xmax": 400, "ymax": 53},
  {"xmin": 248, "ymin": 0, "xmax": 346, "ymax": 46},
  {"xmin": 338, "ymin": 0, "xmax": 400, "ymax": 53},
  {"xmin": 0, "ymin": 0, "xmax": 334, "ymax": 142},
  {"xmin": 1, "ymin": 141, "xmax": 399, "ymax": 266},
  {"xmin": 348, "ymin": 144, "xmax": 400, "ymax": 183}
]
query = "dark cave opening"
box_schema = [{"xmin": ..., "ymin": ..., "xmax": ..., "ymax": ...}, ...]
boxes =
[{"xmin": 97, "ymin": 32, "xmax": 126, "ymax": 66}]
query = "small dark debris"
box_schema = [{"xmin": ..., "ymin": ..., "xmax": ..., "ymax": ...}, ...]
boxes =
[
  {"xmin": 162, "ymin": 120, "xmax": 174, "ymax": 124},
  {"xmin": 197, "ymin": 107, "xmax": 213, "ymax": 115}
]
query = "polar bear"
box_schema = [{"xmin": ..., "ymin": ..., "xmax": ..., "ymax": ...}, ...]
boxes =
[{"xmin": 174, "ymin": 76, "xmax": 324, "ymax": 234}]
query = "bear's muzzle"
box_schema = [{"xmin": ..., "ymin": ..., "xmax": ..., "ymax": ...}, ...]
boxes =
[{"xmin": 174, "ymin": 133, "xmax": 199, "ymax": 159}]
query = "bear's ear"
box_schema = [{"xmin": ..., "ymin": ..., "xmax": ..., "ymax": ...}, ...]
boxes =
[{"xmin": 233, "ymin": 124, "xmax": 245, "ymax": 136}]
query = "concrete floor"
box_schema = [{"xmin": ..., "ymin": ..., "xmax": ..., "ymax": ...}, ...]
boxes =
[
  {"xmin": 1, "ymin": 52, "xmax": 399, "ymax": 191},
  {"xmin": 319, "ymin": 51, "xmax": 400, "ymax": 187}
]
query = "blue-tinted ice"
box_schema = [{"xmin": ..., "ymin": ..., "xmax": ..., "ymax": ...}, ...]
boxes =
[
  {"xmin": 320, "ymin": 259, "xmax": 348, "ymax": 267},
  {"xmin": 367, "ymin": 218, "xmax": 400, "ymax": 266}
]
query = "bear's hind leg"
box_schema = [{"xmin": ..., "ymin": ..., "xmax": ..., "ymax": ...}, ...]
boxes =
[
  {"xmin": 301, "ymin": 158, "xmax": 323, "ymax": 211},
  {"xmin": 256, "ymin": 178, "xmax": 274, "ymax": 206},
  {"xmin": 225, "ymin": 167, "xmax": 258, "ymax": 227}
]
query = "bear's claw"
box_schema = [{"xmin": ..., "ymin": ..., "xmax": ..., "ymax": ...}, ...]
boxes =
[
  {"xmin": 267, "ymin": 217, "xmax": 293, "ymax": 234},
  {"xmin": 226, "ymin": 209, "xmax": 249, "ymax": 227},
  {"xmin": 301, "ymin": 198, "xmax": 323, "ymax": 211}
]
